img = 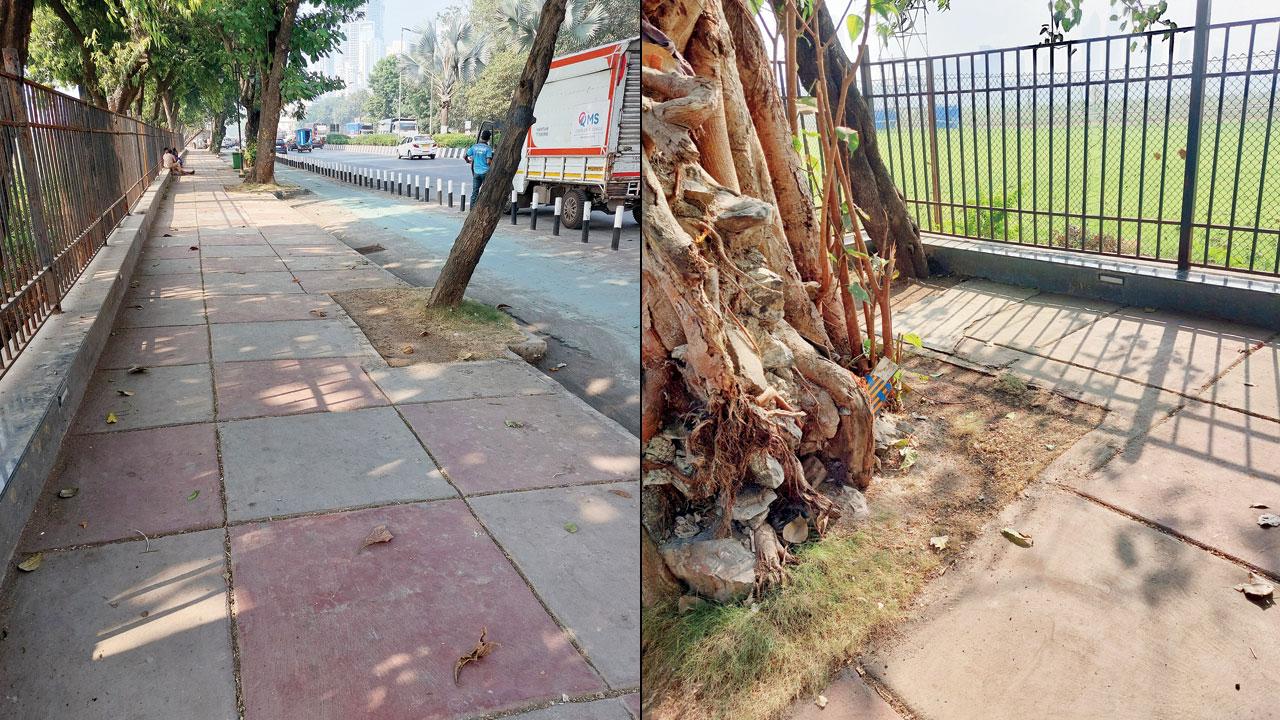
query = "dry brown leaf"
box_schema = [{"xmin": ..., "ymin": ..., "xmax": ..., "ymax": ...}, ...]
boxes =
[
  {"xmin": 609, "ymin": 488, "xmax": 633, "ymax": 499},
  {"xmin": 1234, "ymin": 573, "xmax": 1275, "ymax": 600},
  {"xmin": 360, "ymin": 524, "xmax": 394, "ymax": 550},
  {"xmin": 127, "ymin": 365, "xmax": 148, "ymax": 374},
  {"xmin": 1001, "ymin": 528, "xmax": 1034, "ymax": 548},
  {"xmin": 17, "ymin": 553, "xmax": 42, "ymax": 572},
  {"xmin": 454, "ymin": 627, "xmax": 497, "ymax": 685},
  {"xmin": 57, "ymin": 488, "xmax": 79, "ymax": 499},
  {"xmin": 782, "ymin": 516, "xmax": 809, "ymax": 544},
  {"xmin": 401, "ymin": 346, "xmax": 415, "ymax": 355},
  {"xmin": 309, "ymin": 309, "xmax": 328, "ymax": 318},
  {"xmin": 117, "ymin": 389, "xmax": 134, "ymax": 397}
]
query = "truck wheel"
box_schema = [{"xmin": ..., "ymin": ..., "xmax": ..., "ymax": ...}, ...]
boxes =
[
  {"xmin": 631, "ymin": 204, "xmax": 641, "ymax": 225},
  {"xmin": 561, "ymin": 189, "xmax": 587, "ymax": 230}
]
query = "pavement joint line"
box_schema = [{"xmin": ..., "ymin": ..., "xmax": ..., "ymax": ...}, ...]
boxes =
[
  {"xmin": 1050, "ymin": 482, "xmax": 1280, "ymax": 584},
  {"xmin": 221, "ymin": 494, "xmax": 461, "ymax": 529},
  {"xmin": 461, "ymin": 476, "xmax": 637, "ymax": 499},
  {"xmin": 388, "ymin": 401, "xmax": 617, "ymax": 690},
  {"xmin": 460, "ymin": 687, "xmax": 642, "ymax": 720},
  {"xmin": 854, "ymin": 663, "xmax": 921, "ymax": 720}
]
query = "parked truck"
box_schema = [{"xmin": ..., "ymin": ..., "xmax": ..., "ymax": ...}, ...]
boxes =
[{"xmin": 512, "ymin": 36, "xmax": 640, "ymax": 229}]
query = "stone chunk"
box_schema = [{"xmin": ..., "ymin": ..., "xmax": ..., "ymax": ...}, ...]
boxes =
[{"xmin": 660, "ymin": 538, "xmax": 756, "ymax": 602}]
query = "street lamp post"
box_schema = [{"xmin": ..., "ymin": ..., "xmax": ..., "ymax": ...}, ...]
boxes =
[{"xmin": 396, "ymin": 26, "xmax": 418, "ymax": 123}]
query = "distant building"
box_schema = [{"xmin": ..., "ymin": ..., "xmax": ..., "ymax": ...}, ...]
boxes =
[{"xmin": 308, "ymin": 0, "xmax": 385, "ymax": 93}]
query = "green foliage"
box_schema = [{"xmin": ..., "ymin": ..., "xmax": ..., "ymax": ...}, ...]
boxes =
[
  {"xmin": 333, "ymin": 133, "xmax": 400, "ymax": 146},
  {"xmin": 460, "ymin": 49, "xmax": 525, "ymax": 124},
  {"xmin": 364, "ymin": 56, "xmax": 404, "ymax": 120},
  {"xmin": 493, "ymin": 0, "xmax": 605, "ymax": 54},
  {"xmin": 434, "ymin": 132, "xmax": 479, "ymax": 148},
  {"xmin": 325, "ymin": 133, "xmax": 350, "ymax": 144}
]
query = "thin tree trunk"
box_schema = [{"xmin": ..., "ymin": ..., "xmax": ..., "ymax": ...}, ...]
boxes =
[
  {"xmin": 210, "ymin": 110, "xmax": 228, "ymax": 154},
  {"xmin": 426, "ymin": 0, "xmax": 567, "ymax": 308},
  {"xmin": 43, "ymin": 0, "xmax": 108, "ymax": 107},
  {"xmin": 249, "ymin": 0, "xmax": 301, "ymax": 185},
  {"xmin": 790, "ymin": 3, "xmax": 929, "ymax": 277}
]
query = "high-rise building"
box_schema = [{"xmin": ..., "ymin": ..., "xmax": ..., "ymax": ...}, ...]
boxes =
[{"xmin": 311, "ymin": 0, "xmax": 387, "ymax": 93}]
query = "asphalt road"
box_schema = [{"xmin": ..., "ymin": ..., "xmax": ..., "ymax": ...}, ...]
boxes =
[
  {"xmin": 293, "ymin": 148, "xmax": 641, "ymax": 230},
  {"xmin": 276, "ymin": 162, "xmax": 641, "ymax": 436}
]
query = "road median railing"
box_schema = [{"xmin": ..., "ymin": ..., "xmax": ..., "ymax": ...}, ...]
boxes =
[{"xmin": 275, "ymin": 154, "xmax": 633, "ymax": 250}]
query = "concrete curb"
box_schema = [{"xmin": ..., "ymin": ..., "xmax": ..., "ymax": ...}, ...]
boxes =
[{"xmin": 0, "ymin": 165, "xmax": 174, "ymax": 575}]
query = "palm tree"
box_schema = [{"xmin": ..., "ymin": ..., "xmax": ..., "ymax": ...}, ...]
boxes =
[
  {"xmin": 404, "ymin": 11, "xmax": 489, "ymax": 133},
  {"xmin": 494, "ymin": 0, "xmax": 604, "ymax": 53}
]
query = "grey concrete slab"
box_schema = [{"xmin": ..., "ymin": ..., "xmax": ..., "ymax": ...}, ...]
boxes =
[
  {"xmin": 294, "ymin": 268, "xmax": 405, "ymax": 294},
  {"xmin": 198, "ymin": 233, "xmax": 269, "ymax": 246},
  {"xmin": 201, "ymin": 270, "xmax": 304, "ymax": 296},
  {"xmin": 204, "ymin": 293, "xmax": 343, "ymax": 324},
  {"xmin": 277, "ymin": 244, "xmax": 352, "ymax": 257},
  {"xmin": 504, "ymin": 698, "xmax": 634, "ymax": 720},
  {"xmin": 890, "ymin": 279, "xmax": 1039, "ymax": 353},
  {"xmin": 1200, "ymin": 340, "xmax": 1280, "ymax": 422},
  {"xmin": 368, "ymin": 360, "xmax": 558, "ymax": 405},
  {"xmin": 867, "ymin": 491, "xmax": 1280, "ymax": 720},
  {"xmin": 124, "ymin": 273, "xmax": 204, "ymax": 300},
  {"xmin": 74, "ymin": 364, "xmax": 215, "ymax": 433},
  {"xmin": 471, "ymin": 481, "xmax": 640, "ymax": 688},
  {"xmin": 145, "ymin": 233, "xmax": 200, "ymax": 248},
  {"xmin": 98, "ymin": 325, "xmax": 210, "ymax": 369},
  {"xmin": 140, "ymin": 245, "xmax": 203, "ymax": 260},
  {"xmin": 1035, "ymin": 308, "xmax": 1273, "ymax": 396},
  {"xmin": 0, "ymin": 529, "xmax": 237, "ymax": 719},
  {"xmin": 787, "ymin": 669, "xmax": 901, "ymax": 720},
  {"xmin": 281, "ymin": 254, "xmax": 374, "ymax": 271},
  {"xmin": 961, "ymin": 293, "xmax": 1119, "ymax": 351},
  {"xmin": 198, "ymin": 244, "xmax": 281, "ymax": 258},
  {"xmin": 136, "ymin": 257, "xmax": 201, "ymax": 275},
  {"xmin": 200, "ymin": 256, "xmax": 287, "ymax": 274},
  {"xmin": 219, "ymin": 406, "xmax": 455, "ymax": 520},
  {"xmin": 209, "ymin": 318, "xmax": 377, "ymax": 362},
  {"xmin": 1078, "ymin": 401, "xmax": 1280, "ymax": 576},
  {"xmin": 114, "ymin": 297, "xmax": 206, "ymax": 328},
  {"xmin": 264, "ymin": 234, "xmax": 337, "ymax": 246}
]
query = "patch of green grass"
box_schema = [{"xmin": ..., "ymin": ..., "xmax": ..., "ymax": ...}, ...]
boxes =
[
  {"xmin": 424, "ymin": 299, "xmax": 510, "ymax": 327},
  {"xmin": 643, "ymin": 524, "xmax": 935, "ymax": 720}
]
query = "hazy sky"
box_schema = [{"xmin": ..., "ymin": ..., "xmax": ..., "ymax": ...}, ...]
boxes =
[{"xmin": 863, "ymin": 0, "xmax": 1277, "ymax": 60}]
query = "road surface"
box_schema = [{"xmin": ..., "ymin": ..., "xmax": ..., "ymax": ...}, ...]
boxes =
[{"xmin": 275, "ymin": 162, "xmax": 641, "ymax": 435}]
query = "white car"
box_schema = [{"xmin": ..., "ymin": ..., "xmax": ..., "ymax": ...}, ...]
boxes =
[{"xmin": 396, "ymin": 135, "xmax": 437, "ymax": 160}]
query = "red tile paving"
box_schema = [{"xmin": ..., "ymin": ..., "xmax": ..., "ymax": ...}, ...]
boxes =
[
  {"xmin": 97, "ymin": 325, "xmax": 210, "ymax": 369},
  {"xmin": 229, "ymin": 501, "xmax": 602, "ymax": 719},
  {"xmin": 214, "ymin": 357, "xmax": 388, "ymax": 419},
  {"xmin": 23, "ymin": 424, "xmax": 222, "ymax": 550},
  {"xmin": 399, "ymin": 394, "xmax": 639, "ymax": 495}
]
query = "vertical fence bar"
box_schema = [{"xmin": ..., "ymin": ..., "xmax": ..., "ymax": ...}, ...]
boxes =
[
  {"xmin": 925, "ymin": 59, "xmax": 943, "ymax": 229},
  {"xmin": 1177, "ymin": 0, "xmax": 1213, "ymax": 273}
]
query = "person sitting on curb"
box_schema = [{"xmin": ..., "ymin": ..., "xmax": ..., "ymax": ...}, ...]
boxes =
[
  {"xmin": 163, "ymin": 148, "xmax": 194, "ymax": 176},
  {"xmin": 464, "ymin": 130, "xmax": 495, "ymax": 205}
]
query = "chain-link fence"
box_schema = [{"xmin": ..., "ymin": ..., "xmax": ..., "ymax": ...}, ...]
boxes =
[
  {"xmin": 0, "ymin": 70, "xmax": 178, "ymax": 377},
  {"xmin": 865, "ymin": 16, "xmax": 1280, "ymax": 276}
]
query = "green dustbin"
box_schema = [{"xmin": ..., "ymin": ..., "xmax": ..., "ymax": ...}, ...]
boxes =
[{"xmin": 231, "ymin": 151, "xmax": 243, "ymax": 170}]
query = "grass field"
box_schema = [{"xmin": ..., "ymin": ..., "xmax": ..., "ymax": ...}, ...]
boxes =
[{"xmin": 874, "ymin": 117, "xmax": 1280, "ymax": 273}]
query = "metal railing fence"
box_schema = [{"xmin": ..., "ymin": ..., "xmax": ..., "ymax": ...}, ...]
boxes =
[
  {"xmin": 863, "ymin": 15, "xmax": 1280, "ymax": 276},
  {"xmin": 0, "ymin": 70, "xmax": 178, "ymax": 377}
]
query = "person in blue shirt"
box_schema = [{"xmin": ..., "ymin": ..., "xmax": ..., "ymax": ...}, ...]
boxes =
[{"xmin": 465, "ymin": 130, "xmax": 495, "ymax": 205}]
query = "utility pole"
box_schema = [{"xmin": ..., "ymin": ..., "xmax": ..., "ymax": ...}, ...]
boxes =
[{"xmin": 397, "ymin": 26, "xmax": 418, "ymax": 122}]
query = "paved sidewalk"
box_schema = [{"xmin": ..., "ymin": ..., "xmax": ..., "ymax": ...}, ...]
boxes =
[
  {"xmin": 802, "ymin": 279, "xmax": 1280, "ymax": 718},
  {"xmin": 0, "ymin": 151, "xmax": 640, "ymax": 720}
]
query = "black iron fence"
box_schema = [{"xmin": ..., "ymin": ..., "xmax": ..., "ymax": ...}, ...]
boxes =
[
  {"xmin": 864, "ymin": 15, "xmax": 1280, "ymax": 276},
  {"xmin": 0, "ymin": 70, "xmax": 178, "ymax": 377}
]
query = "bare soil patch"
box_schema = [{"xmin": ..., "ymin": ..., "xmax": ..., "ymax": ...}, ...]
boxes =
[
  {"xmin": 332, "ymin": 288, "xmax": 523, "ymax": 366},
  {"xmin": 642, "ymin": 353, "xmax": 1105, "ymax": 720}
]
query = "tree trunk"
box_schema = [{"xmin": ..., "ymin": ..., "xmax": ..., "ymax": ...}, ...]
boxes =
[
  {"xmin": 790, "ymin": 3, "xmax": 928, "ymax": 278},
  {"xmin": 439, "ymin": 94, "xmax": 451, "ymax": 132},
  {"xmin": 0, "ymin": 0, "xmax": 33, "ymax": 73},
  {"xmin": 210, "ymin": 110, "xmax": 228, "ymax": 155},
  {"xmin": 248, "ymin": 0, "xmax": 301, "ymax": 185},
  {"xmin": 426, "ymin": 0, "xmax": 567, "ymax": 308},
  {"xmin": 640, "ymin": 0, "xmax": 876, "ymax": 604}
]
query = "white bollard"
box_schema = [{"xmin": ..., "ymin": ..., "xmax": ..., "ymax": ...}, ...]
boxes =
[
  {"xmin": 611, "ymin": 204, "xmax": 624, "ymax": 250},
  {"xmin": 510, "ymin": 189, "xmax": 519, "ymax": 224},
  {"xmin": 447, "ymin": 180, "xmax": 454, "ymax": 207},
  {"xmin": 436, "ymin": 177, "xmax": 443, "ymax": 205},
  {"xmin": 552, "ymin": 197, "xmax": 563, "ymax": 235}
]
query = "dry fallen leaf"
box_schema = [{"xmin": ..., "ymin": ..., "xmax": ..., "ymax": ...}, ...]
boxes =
[
  {"xmin": 419, "ymin": 330, "xmax": 430, "ymax": 337},
  {"xmin": 105, "ymin": 412, "xmax": 118, "ymax": 424},
  {"xmin": 1258, "ymin": 514, "xmax": 1280, "ymax": 528},
  {"xmin": 17, "ymin": 553, "xmax": 42, "ymax": 572},
  {"xmin": 454, "ymin": 628, "xmax": 497, "ymax": 685},
  {"xmin": 930, "ymin": 535, "xmax": 949, "ymax": 551},
  {"xmin": 127, "ymin": 365, "xmax": 148, "ymax": 374},
  {"xmin": 1001, "ymin": 528, "xmax": 1034, "ymax": 548},
  {"xmin": 457, "ymin": 351, "xmax": 475, "ymax": 361},
  {"xmin": 609, "ymin": 488, "xmax": 633, "ymax": 499},
  {"xmin": 117, "ymin": 389, "xmax": 134, "ymax": 397},
  {"xmin": 57, "ymin": 488, "xmax": 79, "ymax": 499},
  {"xmin": 1251, "ymin": 503, "xmax": 1270, "ymax": 509},
  {"xmin": 309, "ymin": 309, "xmax": 328, "ymax": 318},
  {"xmin": 1234, "ymin": 573, "xmax": 1275, "ymax": 600},
  {"xmin": 549, "ymin": 363, "xmax": 567, "ymax": 372},
  {"xmin": 79, "ymin": 521, "xmax": 88, "ymax": 529},
  {"xmin": 188, "ymin": 245, "xmax": 198, "ymax": 251},
  {"xmin": 360, "ymin": 524, "xmax": 394, "ymax": 550},
  {"xmin": 814, "ymin": 695, "xmax": 828, "ymax": 709},
  {"xmin": 401, "ymin": 345, "xmax": 415, "ymax": 355}
]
